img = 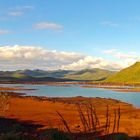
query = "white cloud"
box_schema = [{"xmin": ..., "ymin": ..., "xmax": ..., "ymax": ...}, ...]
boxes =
[
  {"xmin": 103, "ymin": 49, "xmax": 138, "ymax": 59},
  {"xmin": 0, "ymin": 45, "xmax": 130, "ymax": 71},
  {"xmin": 34, "ymin": 22, "xmax": 63, "ymax": 31},
  {"xmin": 103, "ymin": 49, "xmax": 140, "ymax": 68},
  {"xmin": 8, "ymin": 5, "xmax": 34, "ymax": 17},
  {"xmin": 21, "ymin": 5, "xmax": 34, "ymax": 10},
  {"xmin": 0, "ymin": 29, "xmax": 10, "ymax": 35},
  {"xmin": 61, "ymin": 56, "xmax": 123, "ymax": 71},
  {"xmin": 103, "ymin": 49, "xmax": 117, "ymax": 54},
  {"xmin": 8, "ymin": 11, "xmax": 23, "ymax": 16},
  {"xmin": 101, "ymin": 21, "xmax": 118, "ymax": 27}
]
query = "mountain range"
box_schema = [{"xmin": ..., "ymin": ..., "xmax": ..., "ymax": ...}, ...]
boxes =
[
  {"xmin": 2, "ymin": 62, "xmax": 140, "ymax": 83},
  {"xmin": 0, "ymin": 68, "xmax": 115, "ymax": 82}
]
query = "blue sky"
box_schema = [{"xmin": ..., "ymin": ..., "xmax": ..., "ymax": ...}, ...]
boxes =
[{"xmin": 0, "ymin": 0, "xmax": 140, "ymax": 70}]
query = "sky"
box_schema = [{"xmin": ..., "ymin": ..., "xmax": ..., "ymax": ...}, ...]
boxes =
[{"xmin": 0, "ymin": 0, "xmax": 140, "ymax": 71}]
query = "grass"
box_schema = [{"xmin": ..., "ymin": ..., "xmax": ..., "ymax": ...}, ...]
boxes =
[
  {"xmin": 56, "ymin": 102, "xmax": 122, "ymax": 139},
  {"xmin": 55, "ymin": 102, "xmax": 140, "ymax": 139}
]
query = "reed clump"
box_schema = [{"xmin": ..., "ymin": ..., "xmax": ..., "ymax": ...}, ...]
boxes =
[
  {"xmin": 0, "ymin": 92, "xmax": 10, "ymax": 116},
  {"xmin": 57, "ymin": 101, "xmax": 121, "ymax": 139}
]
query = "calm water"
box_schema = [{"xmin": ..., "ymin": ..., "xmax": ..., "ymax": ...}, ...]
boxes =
[{"xmin": 0, "ymin": 84, "xmax": 140, "ymax": 107}]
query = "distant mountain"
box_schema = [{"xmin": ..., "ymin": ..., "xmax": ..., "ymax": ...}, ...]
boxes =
[
  {"xmin": 64, "ymin": 68, "xmax": 115, "ymax": 81},
  {"xmin": 17, "ymin": 69, "xmax": 47, "ymax": 77},
  {"xmin": 0, "ymin": 68, "xmax": 115, "ymax": 82},
  {"xmin": 0, "ymin": 70, "xmax": 73, "ymax": 83},
  {"xmin": 17, "ymin": 69, "xmax": 74, "ymax": 78},
  {"xmin": 0, "ymin": 69, "xmax": 73, "ymax": 78},
  {"xmin": 105, "ymin": 62, "xmax": 140, "ymax": 83}
]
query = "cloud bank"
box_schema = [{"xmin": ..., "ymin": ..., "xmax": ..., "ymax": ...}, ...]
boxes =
[{"xmin": 0, "ymin": 45, "xmax": 137, "ymax": 71}]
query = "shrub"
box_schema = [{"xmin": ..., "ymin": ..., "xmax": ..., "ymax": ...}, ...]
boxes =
[{"xmin": 0, "ymin": 92, "xmax": 10, "ymax": 116}]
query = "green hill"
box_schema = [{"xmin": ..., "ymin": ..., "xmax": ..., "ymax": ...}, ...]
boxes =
[
  {"xmin": 105, "ymin": 62, "xmax": 140, "ymax": 83},
  {"xmin": 64, "ymin": 68, "xmax": 115, "ymax": 81}
]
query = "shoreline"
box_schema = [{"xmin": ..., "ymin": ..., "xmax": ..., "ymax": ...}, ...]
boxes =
[
  {"xmin": 81, "ymin": 85, "xmax": 140, "ymax": 92},
  {"xmin": 0, "ymin": 93, "xmax": 139, "ymax": 136},
  {"xmin": 1, "ymin": 81, "xmax": 140, "ymax": 93}
]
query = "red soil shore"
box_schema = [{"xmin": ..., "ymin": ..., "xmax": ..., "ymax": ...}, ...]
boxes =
[{"xmin": 1, "ymin": 96, "xmax": 140, "ymax": 137}]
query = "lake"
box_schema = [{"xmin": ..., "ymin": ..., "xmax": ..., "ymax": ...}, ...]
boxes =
[{"xmin": 0, "ymin": 84, "xmax": 140, "ymax": 107}]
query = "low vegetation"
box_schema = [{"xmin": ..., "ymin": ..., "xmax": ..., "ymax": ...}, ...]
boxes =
[
  {"xmin": 0, "ymin": 92, "xmax": 10, "ymax": 116},
  {"xmin": 56, "ymin": 102, "xmax": 122, "ymax": 139}
]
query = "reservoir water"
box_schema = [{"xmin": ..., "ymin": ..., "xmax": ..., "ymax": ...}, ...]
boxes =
[{"xmin": 0, "ymin": 84, "xmax": 140, "ymax": 107}]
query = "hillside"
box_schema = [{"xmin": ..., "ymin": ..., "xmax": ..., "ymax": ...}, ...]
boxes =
[
  {"xmin": 64, "ymin": 68, "xmax": 115, "ymax": 81},
  {"xmin": 105, "ymin": 62, "xmax": 140, "ymax": 83}
]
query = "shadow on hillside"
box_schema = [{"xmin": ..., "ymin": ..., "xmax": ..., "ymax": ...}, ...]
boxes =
[
  {"xmin": 0, "ymin": 117, "xmax": 43, "ymax": 134},
  {"xmin": 0, "ymin": 117, "xmax": 44, "ymax": 140},
  {"xmin": 0, "ymin": 117, "xmax": 139, "ymax": 140}
]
